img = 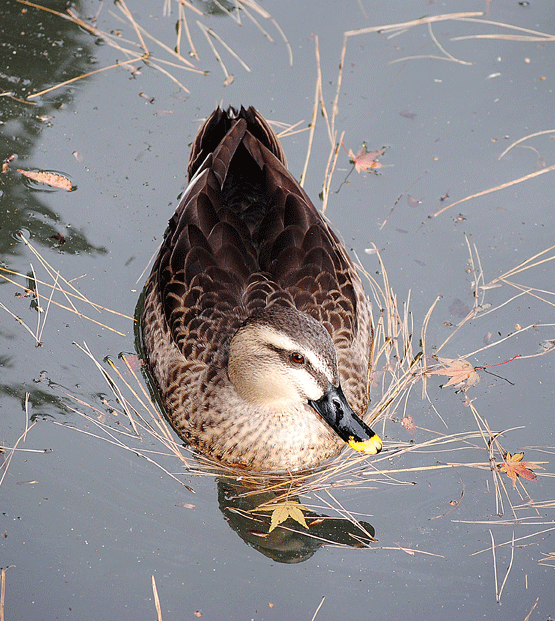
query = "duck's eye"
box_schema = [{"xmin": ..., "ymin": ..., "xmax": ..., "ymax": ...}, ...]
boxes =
[{"xmin": 290, "ymin": 352, "xmax": 305, "ymax": 365}]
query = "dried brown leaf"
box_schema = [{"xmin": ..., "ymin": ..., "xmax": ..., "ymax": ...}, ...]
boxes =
[
  {"xmin": 50, "ymin": 233, "xmax": 66, "ymax": 245},
  {"xmin": 17, "ymin": 169, "xmax": 73, "ymax": 191}
]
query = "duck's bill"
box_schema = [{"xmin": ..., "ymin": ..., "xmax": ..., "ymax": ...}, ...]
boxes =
[
  {"xmin": 347, "ymin": 435, "xmax": 383, "ymax": 455},
  {"xmin": 309, "ymin": 383, "xmax": 382, "ymax": 455}
]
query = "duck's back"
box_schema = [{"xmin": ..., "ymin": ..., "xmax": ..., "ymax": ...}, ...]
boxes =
[{"xmin": 142, "ymin": 106, "xmax": 372, "ymax": 469}]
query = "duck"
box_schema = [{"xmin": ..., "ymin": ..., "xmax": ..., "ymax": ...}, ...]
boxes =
[{"xmin": 141, "ymin": 106, "xmax": 382, "ymax": 472}]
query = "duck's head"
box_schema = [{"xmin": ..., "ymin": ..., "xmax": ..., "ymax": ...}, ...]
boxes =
[{"xmin": 227, "ymin": 306, "xmax": 382, "ymax": 456}]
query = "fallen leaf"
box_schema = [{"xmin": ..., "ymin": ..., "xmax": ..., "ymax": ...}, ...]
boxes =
[
  {"xmin": 427, "ymin": 356, "xmax": 480, "ymax": 388},
  {"xmin": 347, "ymin": 144, "xmax": 387, "ymax": 174},
  {"xmin": 449, "ymin": 298, "xmax": 470, "ymax": 318},
  {"xmin": 258, "ymin": 500, "xmax": 309, "ymax": 532},
  {"xmin": 50, "ymin": 232, "xmax": 66, "ymax": 245},
  {"xmin": 123, "ymin": 354, "xmax": 144, "ymax": 371},
  {"xmin": 402, "ymin": 415, "xmax": 416, "ymax": 434},
  {"xmin": 538, "ymin": 340, "xmax": 555, "ymax": 354},
  {"xmin": 17, "ymin": 169, "xmax": 73, "ymax": 191},
  {"xmin": 2, "ymin": 154, "xmax": 16, "ymax": 173},
  {"xmin": 535, "ymin": 154, "xmax": 546, "ymax": 169},
  {"xmin": 498, "ymin": 452, "xmax": 541, "ymax": 487}
]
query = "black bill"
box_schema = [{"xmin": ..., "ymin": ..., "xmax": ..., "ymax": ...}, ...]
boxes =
[{"xmin": 309, "ymin": 383, "xmax": 382, "ymax": 455}]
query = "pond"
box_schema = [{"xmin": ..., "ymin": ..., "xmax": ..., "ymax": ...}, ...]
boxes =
[{"xmin": 1, "ymin": 0, "xmax": 554, "ymax": 619}]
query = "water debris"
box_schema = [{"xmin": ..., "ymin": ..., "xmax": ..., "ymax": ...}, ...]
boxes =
[
  {"xmin": 2, "ymin": 154, "xmax": 16, "ymax": 174},
  {"xmin": 139, "ymin": 92, "xmax": 155, "ymax": 103},
  {"xmin": 401, "ymin": 415, "xmax": 416, "ymax": 434},
  {"xmin": 344, "ymin": 143, "xmax": 388, "ymax": 174},
  {"xmin": 17, "ymin": 169, "xmax": 73, "ymax": 191},
  {"xmin": 50, "ymin": 233, "xmax": 66, "ymax": 246},
  {"xmin": 498, "ymin": 452, "xmax": 541, "ymax": 487},
  {"xmin": 256, "ymin": 500, "xmax": 309, "ymax": 532},
  {"xmin": 538, "ymin": 340, "xmax": 555, "ymax": 354},
  {"xmin": 427, "ymin": 356, "xmax": 480, "ymax": 388}
]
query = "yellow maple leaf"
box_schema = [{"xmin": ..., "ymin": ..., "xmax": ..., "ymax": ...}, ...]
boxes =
[
  {"xmin": 498, "ymin": 452, "xmax": 541, "ymax": 487},
  {"xmin": 257, "ymin": 500, "xmax": 309, "ymax": 532},
  {"xmin": 427, "ymin": 357, "xmax": 480, "ymax": 388}
]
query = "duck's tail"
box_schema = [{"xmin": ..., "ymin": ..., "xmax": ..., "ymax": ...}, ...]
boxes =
[{"xmin": 187, "ymin": 106, "xmax": 287, "ymax": 181}]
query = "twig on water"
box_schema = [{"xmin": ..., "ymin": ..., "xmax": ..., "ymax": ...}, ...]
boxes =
[
  {"xmin": 490, "ymin": 529, "xmax": 515, "ymax": 604},
  {"xmin": 0, "ymin": 567, "xmax": 16, "ymax": 621},
  {"xmin": 433, "ymin": 163, "xmax": 555, "ymax": 218},
  {"xmin": 310, "ymin": 596, "xmax": 326, "ymax": 621},
  {"xmin": 152, "ymin": 575, "xmax": 163, "ymax": 621}
]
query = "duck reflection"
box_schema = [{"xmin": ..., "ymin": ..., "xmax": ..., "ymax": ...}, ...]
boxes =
[{"xmin": 216, "ymin": 476, "xmax": 376, "ymax": 564}]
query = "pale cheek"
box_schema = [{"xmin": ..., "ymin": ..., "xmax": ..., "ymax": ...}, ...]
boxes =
[
  {"xmin": 291, "ymin": 369, "xmax": 321, "ymax": 401},
  {"xmin": 246, "ymin": 369, "xmax": 299, "ymax": 404}
]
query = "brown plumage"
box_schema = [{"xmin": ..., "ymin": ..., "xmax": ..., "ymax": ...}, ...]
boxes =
[{"xmin": 141, "ymin": 106, "xmax": 381, "ymax": 472}]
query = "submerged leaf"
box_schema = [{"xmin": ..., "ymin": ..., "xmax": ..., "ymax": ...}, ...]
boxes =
[
  {"xmin": 538, "ymin": 340, "xmax": 555, "ymax": 354},
  {"xmin": 427, "ymin": 356, "xmax": 480, "ymax": 388},
  {"xmin": 402, "ymin": 414, "xmax": 416, "ymax": 435},
  {"xmin": 50, "ymin": 232, "xmax": 66, "ymax": 245}
]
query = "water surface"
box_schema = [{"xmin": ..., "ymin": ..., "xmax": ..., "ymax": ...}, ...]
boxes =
[{"xmin": 1, "ymin": 0, "xmax": 555, "ymax": 618}]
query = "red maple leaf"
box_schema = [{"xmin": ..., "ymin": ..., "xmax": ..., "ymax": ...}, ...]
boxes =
[
  {"xmin": 343, "ymin": 142, "xmax": 388, "ymax": 174},
  {"xmin": 498, "ymin": 452, "xmax": 541, "ymax": 487}
]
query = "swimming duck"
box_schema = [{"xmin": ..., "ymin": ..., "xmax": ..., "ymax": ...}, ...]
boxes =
[{"xmin": 141, "ymin": 106, "xmax": 382, "ymax": 472}]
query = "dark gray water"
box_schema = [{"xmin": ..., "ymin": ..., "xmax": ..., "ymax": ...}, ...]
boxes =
[{"xmin": 1, "ymin": 0, "xmax": 554, "ymax": 618}]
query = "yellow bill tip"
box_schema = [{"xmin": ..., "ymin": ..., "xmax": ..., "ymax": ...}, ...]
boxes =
[{"xmin": 348, "ymin": 434, "xmax": 383, "ymax": 455}]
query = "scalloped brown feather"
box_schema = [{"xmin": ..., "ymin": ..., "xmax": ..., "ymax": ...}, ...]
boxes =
[{"xmin": 141, "ymin": 106, "xmax": 372, "ymax": 472}]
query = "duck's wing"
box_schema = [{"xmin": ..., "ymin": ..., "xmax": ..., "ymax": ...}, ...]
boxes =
[
  {"xmin": 241, "ymin": 133, "xmax": 372, "ymax": 415},
  {"xmin": 146, "ymin": 106, "xmax": 371, "ymax": 413}
]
